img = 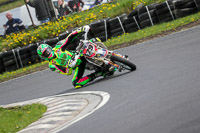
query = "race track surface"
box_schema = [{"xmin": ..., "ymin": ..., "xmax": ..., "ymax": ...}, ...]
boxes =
[{"xmin": 1, "ymin": 26, "xmax": 200, "ymax": 133}]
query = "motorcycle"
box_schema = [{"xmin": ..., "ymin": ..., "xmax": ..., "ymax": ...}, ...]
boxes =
[{"xmin": 75, "ymin": 39, "xmax": 136, "ymax": 75}]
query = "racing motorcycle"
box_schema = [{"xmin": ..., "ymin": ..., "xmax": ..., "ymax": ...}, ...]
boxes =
[{"xmin": 75, "ymin": 39, "xmax": 136, "ymax": 74}]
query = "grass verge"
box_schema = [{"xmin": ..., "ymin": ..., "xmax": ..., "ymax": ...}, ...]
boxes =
[
  {"xmin": 0, "ymin": 61, "xmax": 48, "ymax": 83},
  {"xmin": 0, "ymin": 104, "xmax": 47, "ymax": 133},
  {"xmin": 0, "ymin": 0, "xmax": 24, "ymax": 13},
  {"xmin": 105, "ymin": 12, "xmax": 200, "ymax": 47},
  {"xmin": 0, "ymin": 13, "xmax": 200, "ymax": 83}
]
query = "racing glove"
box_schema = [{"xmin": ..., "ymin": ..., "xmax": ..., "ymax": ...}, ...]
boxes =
[{"xmin": 76, "ymin": 25, "xmax": 90, "ymax": 33}]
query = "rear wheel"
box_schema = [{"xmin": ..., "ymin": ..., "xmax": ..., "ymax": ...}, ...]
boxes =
[{"xmin": 111, "ymin": 55, "xmax": 136, "ymax": 71}]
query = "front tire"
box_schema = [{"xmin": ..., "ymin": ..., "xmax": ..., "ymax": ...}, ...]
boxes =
[{"xmin": 111, "ymin": 55, "xmax": 136, "ymax": 71}]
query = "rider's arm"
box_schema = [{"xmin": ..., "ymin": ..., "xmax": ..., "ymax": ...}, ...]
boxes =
[
  {"xmin": 60, "ymin": 25, "xmax": 90, "ymax": 51},
  {"xmin": 49, "ymin": 63, "xmax": 72, "ymax": 75}
]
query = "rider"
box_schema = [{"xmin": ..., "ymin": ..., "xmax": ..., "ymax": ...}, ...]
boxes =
[{"xmin": 37, "ymin": 25, "xmax": 115, "ymax": 88}]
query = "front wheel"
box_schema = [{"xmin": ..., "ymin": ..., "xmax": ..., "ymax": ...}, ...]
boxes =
[{"xmin": 111, "ymin": 55, "xmax": 136, "ymax": 71}]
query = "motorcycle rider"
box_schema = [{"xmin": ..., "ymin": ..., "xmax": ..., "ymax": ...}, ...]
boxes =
[{"xmin": 37, "ymin": 25, "xmax": 115, "ymax": 88}]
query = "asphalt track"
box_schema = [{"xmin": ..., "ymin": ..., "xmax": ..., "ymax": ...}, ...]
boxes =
[{"xmin": 1, "ymin": 25, "xmax": 200, "ymax": 133}]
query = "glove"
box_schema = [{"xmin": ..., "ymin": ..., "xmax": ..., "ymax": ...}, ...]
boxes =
[
  {"xmin": 76, "ymin": 25, "xmax": 90, "ymax": 33},
  {"xmin": 83, "ymin": 25, "xmax": 90, "ymax": 33}
]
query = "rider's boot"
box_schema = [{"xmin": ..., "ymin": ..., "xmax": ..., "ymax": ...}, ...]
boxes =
[
  {"xmin": 73, "ymin": 71, "xmax": 104, "ymax": 89},
  {"xmin": 74, "ymin": 85, "xmax": 82, "ymax": 89}
]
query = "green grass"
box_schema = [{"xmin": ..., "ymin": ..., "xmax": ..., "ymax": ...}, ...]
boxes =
[
  {"xmin": 0, "ymin": 61, "xmax": 48, "ymax": 83},
  {"xmin": 104, "ymin": 12, "xmax": 200, "ymax": 47},
  {"xmin": 0, "ymin": 0, "xmax": 11, "ymax": 3},
  {"xmin": 0, "ymin": 104, "xmax": 47, "ymax": 133},
  {"xmin": 0, "ymin": 0, "xmax": 24, "ymax": 13}
]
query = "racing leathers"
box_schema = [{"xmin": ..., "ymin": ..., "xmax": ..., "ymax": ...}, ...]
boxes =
[{"xmin": 48, "ymin": 26, "xmax": 104, "ymax": 88}]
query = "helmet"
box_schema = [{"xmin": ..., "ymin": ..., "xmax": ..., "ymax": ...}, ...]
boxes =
[{"xmin": 37, "ymin": 44, "xmax": 55, "ymax": 60}]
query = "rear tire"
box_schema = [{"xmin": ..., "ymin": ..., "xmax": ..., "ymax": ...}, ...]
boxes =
[{"xmin": 111, "ymin": 55, "xmax": 136, "ymax": 71}]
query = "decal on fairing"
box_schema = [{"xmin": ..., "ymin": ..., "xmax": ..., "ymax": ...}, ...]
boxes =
[{"xmin": 83, "ymin": 42, "xmax": 97, "ymax": 58}]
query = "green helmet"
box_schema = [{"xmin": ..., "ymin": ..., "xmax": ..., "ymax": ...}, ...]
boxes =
[{"xmin": 37, "ymin": 44, "xmax": 55, "ymax": 60}]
